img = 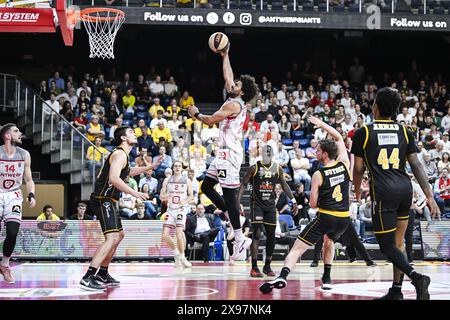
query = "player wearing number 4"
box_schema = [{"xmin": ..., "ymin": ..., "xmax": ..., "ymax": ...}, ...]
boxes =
[
  {"xmin": 0, "ymin": 124, "xmax": 36, "ymax": 284},
  {"xmin": 351, "ymin": 87, "xmax": 439, "ymax": 300},
  {"xmin": 260, "ymin": 116, "xmax": 351, "ymax": 293},
  {"xmin": 160, "ymin": 161, "xmax": 193, "ymax": 268}
]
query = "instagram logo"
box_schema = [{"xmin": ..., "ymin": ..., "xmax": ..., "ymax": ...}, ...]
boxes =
[{"xmin": 239, "ymin": 13, "xmax": 252, "ymax": 25}]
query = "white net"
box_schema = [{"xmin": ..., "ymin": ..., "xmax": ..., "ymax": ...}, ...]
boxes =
[{"xmin": 81, "ymin": 9, "xmax": 125, "ymax": 59}]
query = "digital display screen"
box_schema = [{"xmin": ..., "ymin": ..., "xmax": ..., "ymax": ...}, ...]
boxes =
[
  {"xmin": 420, "ymin": 221, "xmax": 450, "ymax": 260},
  {"xmin": 0, "ymin": 220, "xmax": 174, "ymax": 259}
]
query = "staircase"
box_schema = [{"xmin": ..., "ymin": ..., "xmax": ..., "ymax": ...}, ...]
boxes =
[{"xmin": 1, "ymin": 73, "xmax": 104, "ymax": 200}]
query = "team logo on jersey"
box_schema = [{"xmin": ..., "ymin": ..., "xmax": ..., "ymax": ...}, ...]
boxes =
[
  {"xmin": 218, "ymin": 170, "xmax": 227, "ymax": 178},
  {"xmin": 11, "ymin": 205, "xmax": 21, "ymax": 215},
  {"xmin": 3, "ymin": 179, "xmax": 14, "ymax": 190},
  {"xmin": 177, "ymin": 214, "xmax": 183, "ymax": 221}
]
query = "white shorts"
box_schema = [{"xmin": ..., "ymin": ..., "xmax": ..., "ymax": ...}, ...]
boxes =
[
  {"xmin": 0, "ymin": 190, "xmax": 23, "ymax": 223},
  {"xmin": 163, "ymin": 207, "xmax": 187, "ymax": 229},
  {"xmin": 206, "ymin": 150, "xmax": 242, "ymax": 188}
]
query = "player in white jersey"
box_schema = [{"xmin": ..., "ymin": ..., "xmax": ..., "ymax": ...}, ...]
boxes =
[
  {"xmin": 160, "ymin": 161, "xmax": 193, "ymax": 268},
  {"xmin": 188, "ymin": 44, "xmax": 258, "ymax": 261},
  {"xmin": 0, "ymin": 124, "xmax": 36, "ymax": 283}
]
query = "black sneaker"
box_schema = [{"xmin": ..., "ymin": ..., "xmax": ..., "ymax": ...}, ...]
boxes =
[
  {"xmin": 412, "ymin": 274, "xmax": 431, "ymax": 300},
  {"xmin": 259, "ymin": 277, "xmax": 287, "ymax": 294},
  {"xmin": 262, "ymin": 266, "xmax": 276, "ymax": 277},
  {"xmin": 79, "ymin": 275, "xmax": 106, "ymax": 291},
  {"xmin": 374, "ymin": 288, "xmax": 404, "ymax": 300},
  {"xmin": 366, "ymin": 260, "xmax": 377, "ymax": 267},
  {"xmin": 310, "ymin": 261, "xmax": 319, "ymax": 267},
  {"xmin": 95, "ymin": 273, "xmax": 120, "ymax": 287},
  {"xmin": 321, "ymin": 278, "xmax": 332, "ymax": 290}
]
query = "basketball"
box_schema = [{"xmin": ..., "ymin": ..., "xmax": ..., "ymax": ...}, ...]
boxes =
[{"xmin": 208, "ymin": 32, "xmax": 229, "ymax": 53}]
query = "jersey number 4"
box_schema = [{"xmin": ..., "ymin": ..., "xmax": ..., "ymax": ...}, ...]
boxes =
[
  {"xmin": 377, "ymin": 148, "xmax": 400, "ymax": 170},
  {"xmin": 332, "ymin": 185, "xmax": 343, "ymax": 202}
]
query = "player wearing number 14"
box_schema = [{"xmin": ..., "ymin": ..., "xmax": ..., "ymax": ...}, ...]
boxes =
[{"xmin": 0, "ymin": 124, "xmax": 36, "ymax": 284}]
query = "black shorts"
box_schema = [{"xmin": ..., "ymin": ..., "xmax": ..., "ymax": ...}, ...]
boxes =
[
  {"xmin": 91, "ymin": 197, "xmax": 123, "ymax": 234},
  {"xmin": 251, "ymin": 204, "xmax": 276, "ymax": 226},
  {"xmin": 372, "ymin": 195, "xmax": 412, "ymax": 235},
  {"xmin": 298, "ymin": 212, "xmax": 351, "ymax": 246}
]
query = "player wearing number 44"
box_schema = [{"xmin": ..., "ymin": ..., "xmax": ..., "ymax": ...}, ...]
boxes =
[{"xmin": 0, "ymin": 124, "xmax": 36, "ymax": 284}]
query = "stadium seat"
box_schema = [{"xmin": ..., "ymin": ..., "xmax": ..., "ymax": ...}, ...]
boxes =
[
  {"xmin": 145, "ymin": 120, "xmax": 151, "ymax": 127},
  {"xmin": 302, "ymin": 2, "xmax": 314, "ymax": 11},
  {"xmin": 282, "ymin": 138, "xmax": 293, "ymax": 146},
  {"xmin": 228, "ymin": 0, "xmax": 238, "ymax": 9},
  {"xmin": 105, "ymin": 145, "xmax": 115, "ymax": 152},
  {"xmin": 240, "ymin": 0, "xmax": 252, "ymax": 9},
  {"xmin": 136, "ymin": 104, "xmax": 147, "ymax": 112},
  {"xmin": 210, "ymin": 0, "xmax": 222, "ymax": 9},
  {"xmin": 333, "ymin": 4, "xmax": 345, "ymax": 12},
  {"xmin": 279, "ymin": 214, "xmax": 294, "ymax": 230},
  {"xmin": 123, "ymin": 119, "xmax": 134, "ymax": 127},
  {"xmin": 136, "ymin": 111, "xmax": 149, "ymax": 120},
  {"xmin": 299, "ymin": 138, "xmax": 310, "ymax": 149},
  {"xmin": 411, "ymin": 0, "xmax": 421, "ymax": 9},
  {"xmin": 318, "ymin": 3, "xmax": 327, "ymax": 11},
  {"xmin": 292, "ymin": 130, "xmax": 304, "ymax": 140},
  {"xmin": 271, "ymin": 0, "xmax": 283, "ymax": 11},
  {"xmin": 124, "ymin": 112, "xmax": 134, "ymax": 120},
  {"xmin": 349, "ymin": 3, "xmax": 359, "ymax": 12},
  {"xmin": 433, "ymin": 6, "xmax": 444, "ymax": 14}
]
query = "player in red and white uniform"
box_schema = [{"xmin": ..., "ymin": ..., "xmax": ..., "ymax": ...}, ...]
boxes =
[
  {"xmin": 160, "ymin": 161, "xmax": 193, "ymax": 268},
  {"xmin": 188, "ymin": 44, "xmax": 258, "ymax": 261},
  {"xmin": 0, "ymin": 124, "xmax": 36, "ymax": 283}
]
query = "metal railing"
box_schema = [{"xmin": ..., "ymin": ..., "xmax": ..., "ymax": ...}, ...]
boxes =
[
  {"xmin": 73, "ymin": 0, "xmax": 445, "ymax": 15},
  {"xmin": 0, "ymin": 73, "xmax": 105, "ymax": 200}
]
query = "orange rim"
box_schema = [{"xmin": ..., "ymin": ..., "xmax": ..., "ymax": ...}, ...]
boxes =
[{"xmin": 80, "ymin": 8, "xmax": 125, "ymax": 22}]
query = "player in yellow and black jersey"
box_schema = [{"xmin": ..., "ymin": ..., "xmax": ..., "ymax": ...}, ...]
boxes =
[
  {"xmin": 260, "ymin": 116, "xmax": 351, "ymax": 294},
  {"xmin": 352, "ymin": 87, "xmax": 440, "ymax": 300},
  {"xmin": 238, "ymin": 145, "xmax": 298, "ymax": 278}
]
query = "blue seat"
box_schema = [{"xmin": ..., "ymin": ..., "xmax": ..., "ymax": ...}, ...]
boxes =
[
  {"xmin": 145, "ymin": 120, "xmax": 151, "ymax": 127},
  {"xmin": 271, "ymin": 0, "xmax": 283, "ymax": 10},
  {"xmin": 433, "ymin": 6, "xmax": 444, "ymax": 14},
  {"xmin": 349, "ymin": 3, "xmax": 359, "ymax": 12},
  {"xmin": 123, "ymin": 119, "xmax": 134, "ymax": 127},
  {"xmin": 292, "ymin": 130, "xmax": 304, "ymax": 140},
  {"xmin": 240, "ymin": 0, "xmax": 252, "ymax": 9},
  {"xmin": 210, "ymin": 0, "xmax": 221, "ymax": 9},
  {"xmin": 282, "ymin": 138, "xmax": 293, "ymax": 146},
  {"xmin": 104, "ymin": 127, "xmax": 110, "ymax": 137},
  {"xmin": 333, "ymin": 4, "xmax": 345, "ymax": 12},
  {"xmin": 299, "ymin": 138, "xmax": 310, "ymax": 149},
  {"xmin": 105, "ymin": 145, "xmax": 115, "ymax": 152},
  {"xmin": 302, "ymin": 2, "xmax": 314, "ymax": 11},
  {"xmin": 136, "ymin": 111, "xmax": 149, "ymax": 120},
  {"xmin": 136, "ymin": 104, "xmax": 147, "ymax": 112},
  {"xmin": 124, "ymin": 112, "xmax": 134, "ymax": 120},
  {"xmin": 279, "ymin": 214, "xmax": 294, "ymax": 230}
]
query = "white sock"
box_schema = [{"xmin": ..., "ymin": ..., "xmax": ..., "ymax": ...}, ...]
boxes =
[
  {"xmin": 1, "ymin": 256, "xmax": 10, "ymax": 267},
  {"xmin": 234, "ymin": 229, "xmax": 244, "ymax": 242},
  {"xmin": 174, "ymin": 248, "xmax": 180, "ymax": 256}
]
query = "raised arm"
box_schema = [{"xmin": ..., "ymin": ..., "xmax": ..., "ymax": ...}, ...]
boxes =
[
  {"xmin": 408, "ymin": 152, "xmax": 440, "ymax": 217},
  {"xmin": 238, "ymin": 165, "xmax": 256, "ymax": 204},
  {"xmin": 187, "ymin": 102, "xmax": 240, "ymax": 126},
  {"xmin": 308, "ymin": 115, "xmax": 349, "ymax": 168},
  {"xmin": 220, "ymin": 44, "xmax": 234, "ymax": 93},
  {"xmin": 159, "ymin": 178, "xmax": 169, "ymax": 202}
]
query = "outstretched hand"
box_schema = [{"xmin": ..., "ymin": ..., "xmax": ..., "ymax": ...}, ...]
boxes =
[
  {"xmin": 188, "ymin": 105, "xmax": 199, "ymax": 118},
  {"xmin": 219, "ymin": 42, "xmax": 230, "ymax": 57},
  {"xmin": 308, "ymin": 115, "xmax": 325, "ymax": 128}
]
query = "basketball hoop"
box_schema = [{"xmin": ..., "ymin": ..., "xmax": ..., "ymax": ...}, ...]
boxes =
[{"xmin": 80, "ymin": 8, "xmax": 125, "ymax": 59}]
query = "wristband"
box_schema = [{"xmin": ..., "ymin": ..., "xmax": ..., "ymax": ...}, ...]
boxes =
[
  {"xmin": 28, "ymin": 192, "xmax": 35, "ymax": 201},
  {"xmin": 290, "ymin": 198, "xmax": 297, "ymax": 204},
  {"xmin": 194, "ymin": 112, "xmax": 201, "ymax": 118}
]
